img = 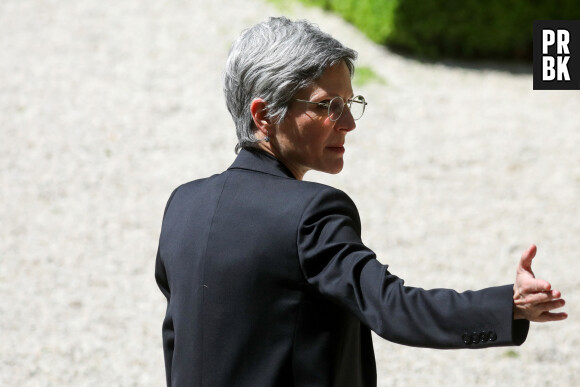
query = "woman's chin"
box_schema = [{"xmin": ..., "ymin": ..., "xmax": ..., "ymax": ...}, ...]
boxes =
[{"xmin": 321, "ymin": 160, "xmax": 344, "ymax": 175}]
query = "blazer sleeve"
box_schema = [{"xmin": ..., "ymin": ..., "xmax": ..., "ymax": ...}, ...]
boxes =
[{"xmin": 296, "ymin": 187, "xmax": 529, "ymax": 349}]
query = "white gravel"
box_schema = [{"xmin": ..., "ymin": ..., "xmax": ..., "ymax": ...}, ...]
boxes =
[{"xmin": 1, "ymin": 0, "xmax": 578, "ymax": 386}]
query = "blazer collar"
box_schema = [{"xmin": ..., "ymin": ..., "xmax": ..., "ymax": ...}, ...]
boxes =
[{"xmin": 228, "ymin": 148, "xmax": 296, "ymax": 179}]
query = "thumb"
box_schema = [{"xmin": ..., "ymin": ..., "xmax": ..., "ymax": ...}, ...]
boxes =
[
  {"xmin": 519, "ymin": 244, "xmax": 537, "ymax": 272},
  {"xmin": 517, "ymin": 245, "xmax": 552, "ymax": 292}
]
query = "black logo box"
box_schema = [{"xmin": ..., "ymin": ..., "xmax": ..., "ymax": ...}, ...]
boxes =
[{"xmin": 533, "ymin": 20, "xmax": 580, "ymax": 90}]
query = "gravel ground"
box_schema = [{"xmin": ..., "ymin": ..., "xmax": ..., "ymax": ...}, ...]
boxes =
[{"xmin": 1, "ymin": 0, "xmax": 578, "ymax": 386}]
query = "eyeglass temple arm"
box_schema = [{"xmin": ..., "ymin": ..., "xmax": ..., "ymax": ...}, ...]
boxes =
[
  {"xmin": 295, "ymin": 99, "xmax": 329, "ymax": 107},
  {"xmin": 350, "ymin": 99, "xmax": 368, "ymax": 106},
  {"xmin": 295, "ymin": 98, "xmax": 367, "ymax": 107}
]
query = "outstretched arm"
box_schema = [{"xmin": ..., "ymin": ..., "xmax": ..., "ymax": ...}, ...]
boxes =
[{"xmin": 513, "ymin": 245, "xmax": 568, "ymax": 322}]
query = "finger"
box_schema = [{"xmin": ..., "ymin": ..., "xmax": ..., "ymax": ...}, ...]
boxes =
[
  {"xmin": 516, "ymin": 278, "xmax": 553, "ymax": 295},
  {"xmin": 514, "ymin": 289, "xmax": 560, "ymax": 305},
  {"xmin": 537, "ymin": 298, "xmax": 566, "ymax": 312},
  {"xmin": 535, "ymin": 311, "xmax": 568, "ymax": 323},
  {"xmin": 515, "ymin": 289, "xmax": 560, "ymax": 304},
  {"xmin": 519, "ymin": 244, "xmax": 537, "ymax": 272}
]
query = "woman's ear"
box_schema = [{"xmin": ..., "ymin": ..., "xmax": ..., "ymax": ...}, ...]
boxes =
[{"xmin": 250, "ymin": 98, "xmax": 272, "ymax": 139}]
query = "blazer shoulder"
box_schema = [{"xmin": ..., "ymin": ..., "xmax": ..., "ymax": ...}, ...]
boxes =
[
  {"xmin": 173, "ymin": 171, "xmax": 225, "ymax": 192},
  {"xmin": 297, "ymin": 181, "xmax": 362, "ymax": 231},
  {"xmin": 298, "ymin": 180, "xmax": 355, "ymax": 202},
  {"xmin": 161, "ymin": 172, "xmax": 228, "ymax": 214}
]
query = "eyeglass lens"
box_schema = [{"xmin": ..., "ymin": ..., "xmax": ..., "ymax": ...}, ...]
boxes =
[{"xmin": 328, "ymin": 96, "xmax": 365, "ymax": 121}]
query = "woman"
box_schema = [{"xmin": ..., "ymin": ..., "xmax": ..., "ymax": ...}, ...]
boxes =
[{"xmin": 155, "ymin": 17, "xmax": 566, "ymax": 387}]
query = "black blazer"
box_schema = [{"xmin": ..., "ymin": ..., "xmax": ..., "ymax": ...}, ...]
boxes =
[{"xmin": 155, "ymin": 148, "xmax": 529, "ymax": 387}]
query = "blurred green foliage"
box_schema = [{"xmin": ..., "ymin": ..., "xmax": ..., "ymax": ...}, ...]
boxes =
[
  {"xmin": 503, "ymin": 350, "xmax": 520, "ymax": 358},
  {"xmin": 353, "ymin": 66, "xmax": 386, "ymax": 87},
  {"xmin": 296, "ymin": 0, "xmax": 580, "ymax": 60}
]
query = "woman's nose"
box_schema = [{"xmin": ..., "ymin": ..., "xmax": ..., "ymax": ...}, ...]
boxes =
[{"xmin": 337, "ymin": 107, "xmax": 356, "ymax": 132}]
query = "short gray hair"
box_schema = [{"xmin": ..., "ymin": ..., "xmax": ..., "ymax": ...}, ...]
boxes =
[{"xmin": 223, "ymin": 17, "xmax": 357, "ymax": 153}]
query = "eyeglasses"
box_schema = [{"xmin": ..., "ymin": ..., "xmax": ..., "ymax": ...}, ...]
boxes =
[{"xmin": 295, "ymin": 95, "xmax": 368, "ymax": 121}]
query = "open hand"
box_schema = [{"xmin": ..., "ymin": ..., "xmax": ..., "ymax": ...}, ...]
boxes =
[{"xmin": 513, "ymin": 245, "xmax": 568, "ymax": 322}]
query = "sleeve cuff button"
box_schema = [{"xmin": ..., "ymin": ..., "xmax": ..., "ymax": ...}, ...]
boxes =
[
  {"xmin": 462, "ymin": 333, "xmax": 472, "ymax": 345},
  {"xmin": 480, "ymin": 331, "xmax": 489, "ymax": 342}
]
